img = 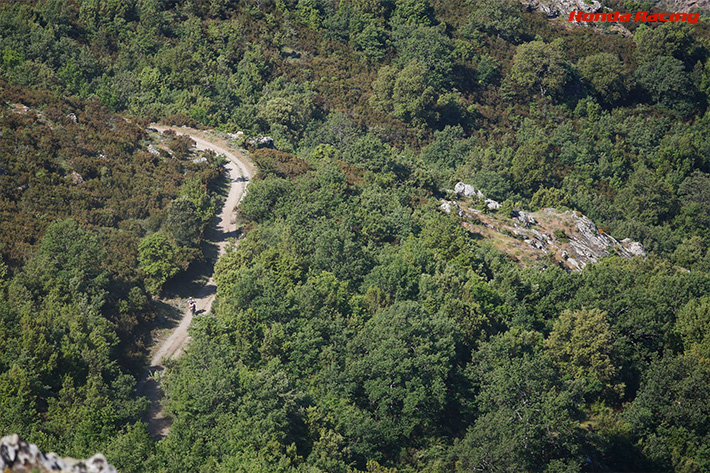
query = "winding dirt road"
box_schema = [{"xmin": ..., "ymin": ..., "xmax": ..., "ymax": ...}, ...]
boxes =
[{"xmin": 136, "ymin": 126, "xmax": 254, "ymax": 439}]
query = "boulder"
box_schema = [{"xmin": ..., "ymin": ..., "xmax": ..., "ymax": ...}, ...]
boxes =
[
  {"xmin": 512, "ymin": 210, "xmax": 537, "ymax": 226},
  {"xmin": 621, "ymin": 238, "xmax": 647, "ymax": 257},
  {"xmin": 440, "ymin": 200, "xmax": 464, "ymax": 217},
  {"xmin": 485, "ymin": 199, "xmax": 501, "ymax": 210},
  {"xmin": 521, "ymin": 0, "xmax": 602, "ymax": 20},
  {"xmin": 0, "ymin": 435, "xmax": 117, "ymax": 473},
  {"xmin": 454, "ymin": 182, "xmax": 484, "ymax": 199},
  {"xmin": 247, "ymin": 136, "xmax": 275, "ymax": 149}
]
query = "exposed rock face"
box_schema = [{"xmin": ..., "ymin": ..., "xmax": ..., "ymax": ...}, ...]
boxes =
[
  {"xmin": 441, "ymin": 183, "xmax": 646, "ymax": 271},
  {"xmin": 485, "ymin": 199, "xmax": 501, "ymax": 210},
  {"xmin": 440, "ymin": 200, "xmax": 464, "ymax": 216},
  {"xmin": 521, "ymin": 0, "xmax": 602, "ymax": 18},
  {"xmin": 0, "ymin": 435, "xmax": 116, "ymax": 473},
  {"xmin": 621, "ymin": 238, "xmax": 646, "ymax": 257},
  {"xmin": 559, "ymin": 210, "xmax": 645, "ymax": 270},
  {"xmin": 513, "ymin": 210, "xmax": 537, "ymax": 227},
  {"xmin": 247, "ymin": 136, "xmax": 275, "ymax": 149},
  {"xmin": 441, "ymin": 197, "xmax": 646, "ymax": 271},
  {"xmin": 654, "ymin": 0, "xmax": 710, "ymax": 11},
  {"xmin": 454, "ymin": 182, "xmax": 484, "ymax": 199}
]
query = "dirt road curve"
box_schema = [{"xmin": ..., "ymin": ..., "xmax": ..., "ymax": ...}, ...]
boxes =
[{"xmin": 136, "ymin": 126, "xmax": 254, "ymax": 439}]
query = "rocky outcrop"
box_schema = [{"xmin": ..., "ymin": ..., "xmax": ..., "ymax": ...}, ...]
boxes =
[
  {"xmin": 440, "ymin": 200, "xmax": 464, "ymax": 216},
  {"xmin": 454, "ymin": 182, "xmax": 484, "ymax": 199},
  {"xmin": 442, "ymin": 183, "xmax": 646, "ymax": 271},
  {"xmin": 247, "ymin": 136, "xmax": 275, "ymax": 149},
  {"xmin": 147, "ymin": 144, "xmax": 160, "ymax": 156},
  {"xmin": 513, "ymin": 210, "xmax": 537, "ymax": 227},
  {"xmin": 485, "ymin": 199, "xmax": 501, "ymax": 210},
  {"xmin": 521, "ymin": 0, "xmax": 602, "ymax": 19},
  {"xmin": 0, "ymin": 435, "xmax": 116, "ymax": 473},
  {"xmin": 556, "ymin": 209, "xmax": 646, "ymax": 270},
  {"xmin": 69, "ymin": 171, "xmax": 84, "ymax": 185},
  {"xmin": 441, "ymin": 194, "xmax": 646, "ymax": 270},
  {"xmin": 654, "ymin": 0, "xmax": 710, "ymax": 11}
]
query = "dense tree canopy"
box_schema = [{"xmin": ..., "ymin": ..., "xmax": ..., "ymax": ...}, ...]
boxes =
[{"xmin": 2, "ymin": 0, "xmax": 710, "ymax": 471}]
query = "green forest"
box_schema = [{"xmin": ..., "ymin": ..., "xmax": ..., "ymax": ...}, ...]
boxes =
[{"xmin": 2, "ymin": 0, "xmax": 710, "ymax": 471}]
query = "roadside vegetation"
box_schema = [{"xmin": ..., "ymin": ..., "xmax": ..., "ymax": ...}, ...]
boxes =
[{"xmin": 2, "ymin": 0, "xmax": 710, "ymax": 471}]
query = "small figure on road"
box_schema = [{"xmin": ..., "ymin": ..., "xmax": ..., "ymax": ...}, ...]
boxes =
[{"xmin": 188, "ymin": 297, "xmax": 196, "ymax": 315}]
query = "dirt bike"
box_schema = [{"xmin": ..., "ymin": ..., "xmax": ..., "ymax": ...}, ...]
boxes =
[{"xmin": 189, "ymin": 302, "xmax": 196, "ymax": 316}]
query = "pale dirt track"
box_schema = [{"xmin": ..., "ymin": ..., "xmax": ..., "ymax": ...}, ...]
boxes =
[{"xmin": 136, "ymin": 126, "xmax": 254, "ymax": 439}]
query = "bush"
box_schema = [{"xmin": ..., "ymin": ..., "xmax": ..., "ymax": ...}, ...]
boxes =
[{"xmin": 138, "ymin": 232, "xmax": 181, "ymax": 295}]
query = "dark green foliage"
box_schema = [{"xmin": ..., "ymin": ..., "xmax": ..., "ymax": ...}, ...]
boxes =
[
  {"xmin": 615, "ymin": 166, "xmax": 678, "ymax": 226},
  {"xmin": 2, "ymin": 0, "xmax": 710, "ymax": 471},
  {"xmin": 635, "ymin": 56, "xmax": 697, "ymax": 114},
  {"xmin": 391, "ymin": 24, "xmax": 454, "ymax": 89},
  {"xmin": 452, "ymin": 330, "xmax": 584, "ymax": 472},
  {"xmin": 163, "ymin": 197, "xmax": 202, "ymax": 246},
  {"xmin": 465, "ymin": 0, "xmax": 523, "ymax": 43},
  {"xmin": 577, "ymin": 53, "xmax": 627, "ymax": 105},
  {"xmin": 138, "ymin": 232, "xmax": 181, "ymax": 295},
  {"xmin": 345, "ymin": 301, "xmax": 456, "ymax": 443},
  {"xmin": 530, "ymin": 187, "xmax": 572, "ymax": 211},
  {"xmin": 505, "ymin": 40, "xmax": 568, "ymax": 98},
  {"xmin": 625, "ymin": 353, "xmax": 710, "ymax": 472}
]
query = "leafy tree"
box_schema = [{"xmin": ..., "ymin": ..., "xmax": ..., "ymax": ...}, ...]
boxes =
[
  {"xmin": 577, "ymin": 53, "xmax": 627, "ymax": 105},
  {"xmin": 454, "ymin": 329, "xmax": 584, "ymax": 472},
  {"xmin": 345, "ymin": 301, "xmax": 456, "ymax": 445},
  {"xmin": 545, "ymin": 309, "xmax": 624, "ymax": 401},
  {"xmin": 353, "ymin": 22, "xmax": 389, "ymax": 62},
  {"xmin": 466, "ymin": 0, "xmax": 523, "ymax": 43},
  {"xmin": 392, "ymin": 60, "xmax": 437, "ymax": 126},
  {"xmin": 295, "ymin": 0, "xmax": 324, "ymax": 30},
  {"xmin": 180, "ymin": 177, "xmax": 217, "ymax": 225},
  {"xmin": 343, "ymin": 135, "xmax": 395, "ymax": 173},
  {"xmin": 678, "ymin": 171, "xmax": 710, "ymax": 231},
  {"xmin": 163, "ymin": 197, "xmax": 202, "ymax": 246},
  {"xmin": 391, "ymin": 24, "xmax": 453, "ymax": 88},
  {"xmin": 634, "ymin": 23, "xmax": 700, "ymax": 66},
  {"xmin": 625, "ymin": 353, "xmax": 710, "ymax": 472},
  {"xmin": 530, "ymin": 187, "xmax": 572, "ymax": 210},
  {"xmin": 390, "ymin": 0, "xmax": 435, "ymax": 27},
  {"xmin": 19, "ymin": 219, "xmax": 108, "ymax": 300},
  {"xmin": 138, "ymin": 232, "xmax": 180, "ymax": 294},
  {"xmin": 469, "ymin": 171, "xmax": 511, "ymax": 202},
  {"xmin": 370, "ymin": 65, "xmax": 398, "ymax": 113},
  {"xmin": 476, "ymin": 55, "xmax": 500, "ymax": 85},
  {"xmin": 239, "ymin": 177, "xmax": 292, "ymax": 223},
  {"xmin": 615, "ymin": 166, "xmax": 678, "ymax": 226},
  {"xmin": 675, "ymin": 297, "xmax": 710, "ymax": 359},
  {"xmin": 505, "ymin": 40, "xmax": 568, "ymax": 98},
  {"xmin": 510, "ymin": 137, "xmax": 557, "ymax": 193},
  {"xmin": 420, "ymin": 125, "xmax": 476, "ymax": 171},
  {"xmin": 105, "ymin": 422, "xmax": 155, "ymax": 473},
  {"xmin": 634, "ymin": 56, "xmax": 696, "ymax": 114}
]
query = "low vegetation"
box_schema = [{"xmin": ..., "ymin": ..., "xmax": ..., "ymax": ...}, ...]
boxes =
[{"xmin": 1, "ymin": 0, "xmax": 710, "ymax": 471}]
